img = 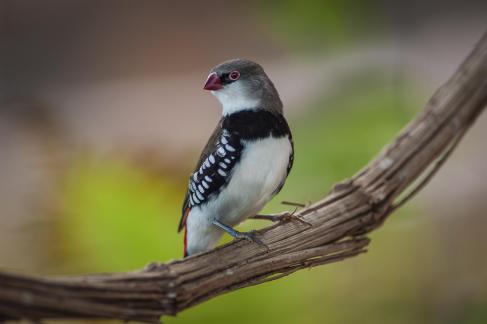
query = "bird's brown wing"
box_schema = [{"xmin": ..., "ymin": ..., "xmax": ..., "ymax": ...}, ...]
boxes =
[{"xmin": 179, "ymin": 202, "xmax": 191, "ymax": 233}]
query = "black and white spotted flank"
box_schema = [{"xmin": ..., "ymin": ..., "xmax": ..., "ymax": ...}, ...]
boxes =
[{"xmin": 186, "ymin": 129, "xmax": 242, "ymax": 208}]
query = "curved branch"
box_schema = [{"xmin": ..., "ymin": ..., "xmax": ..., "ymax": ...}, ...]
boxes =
[{"xmin": 1, "ymin": 32, "xmax": 486, "ymax": 323}]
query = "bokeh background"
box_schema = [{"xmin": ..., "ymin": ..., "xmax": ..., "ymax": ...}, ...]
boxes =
[{"xmin": 1, "ymin": 1, "xmax": 487, "ymax": 323}]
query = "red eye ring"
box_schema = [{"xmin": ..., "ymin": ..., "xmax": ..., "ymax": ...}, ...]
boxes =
[{"xmin": 229, "ymin": 70, "xmax": 240, "ymax": 81}]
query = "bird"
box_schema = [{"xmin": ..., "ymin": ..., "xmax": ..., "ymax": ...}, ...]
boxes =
[{"xmin": 178, "ymin": 59, "xmax": 294, "ymax": 257}]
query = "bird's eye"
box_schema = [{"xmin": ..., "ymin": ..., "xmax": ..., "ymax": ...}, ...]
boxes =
[{"xmin": 228, "ymin": 70, "xmax": 240, "ymax": 81}]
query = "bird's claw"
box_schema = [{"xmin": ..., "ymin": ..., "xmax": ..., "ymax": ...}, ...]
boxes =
[
  {"xmin": 237, "ymin": 231, "xmax": 269, "ymax": 250},
  {"xmin": 212, "ymin": 219, "xmax": 269, "ymax": 251}
]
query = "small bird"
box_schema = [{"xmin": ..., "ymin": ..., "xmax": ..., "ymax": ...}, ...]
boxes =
[{"xmin": 179, "ymin": 59, "xmax": 294, "ymax": 257}]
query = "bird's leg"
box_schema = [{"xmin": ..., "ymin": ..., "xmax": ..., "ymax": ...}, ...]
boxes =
[
  {"xmin": 212, "ymin": 219, "xmax": 268, "ymax": 249},
  {"xmin": 251, "ymin": 208, "xmax": 312, "ymax": 226}
]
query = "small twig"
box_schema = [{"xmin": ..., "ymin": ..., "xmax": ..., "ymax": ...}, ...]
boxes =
[{"xmin": 281, "ymin": 200, "xmax": 306, "ymax": 208}]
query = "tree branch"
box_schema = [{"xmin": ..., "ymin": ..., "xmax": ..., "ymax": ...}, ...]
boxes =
[{"xmin": 1, "ymin": 32, "xmax": 486, "ymax": 323}]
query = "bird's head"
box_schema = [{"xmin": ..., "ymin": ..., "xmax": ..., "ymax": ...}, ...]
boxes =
[{"xmin": 203, "ymin": 59, "xmax": 282, "ymax": 116}]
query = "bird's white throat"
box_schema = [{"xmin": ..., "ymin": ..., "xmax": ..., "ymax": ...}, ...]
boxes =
[{"xmin": 211, "ymin": 82, "xmax": 260, "ymax": 116}]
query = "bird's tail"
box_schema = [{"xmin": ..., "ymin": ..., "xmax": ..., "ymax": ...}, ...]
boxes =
[{"xmin": 183, "ymin": 226, "xmax": 188, "ymax": 258}]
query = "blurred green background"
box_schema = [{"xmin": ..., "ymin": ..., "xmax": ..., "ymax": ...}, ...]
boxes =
[{"xmin": 1, "ymin": 1, "xmax": 487, "ymax": 323}]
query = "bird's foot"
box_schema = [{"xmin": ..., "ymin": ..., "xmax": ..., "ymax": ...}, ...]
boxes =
[
  {"xmin": 234, "ymin": 230, "xmax": 268, "ymax": 249},
  {"xmin": 252, "ymin": 208, "xmax": 312, "ymax": 226},
  {"xmin": 212, "ymin": 220, "xmax": 269, "ymax": 250}
]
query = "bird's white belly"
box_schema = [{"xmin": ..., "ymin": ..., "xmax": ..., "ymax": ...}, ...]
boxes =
[{"xmin": 206, "ymin": 136, "xmax": 292, "ymax": 225}]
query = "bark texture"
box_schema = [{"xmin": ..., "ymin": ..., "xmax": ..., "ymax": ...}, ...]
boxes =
[{"xmin": 1, "ymin": 32, "xmax": 486, "ymax": 323}]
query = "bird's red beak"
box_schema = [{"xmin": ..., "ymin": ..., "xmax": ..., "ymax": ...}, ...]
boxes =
[{"xmin": 203, "ymin": 72, "xmax": 223, "ymax": 91}]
